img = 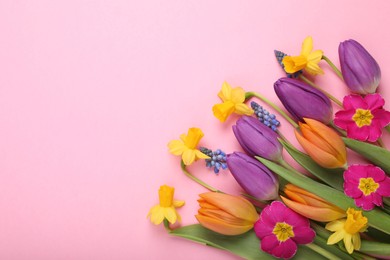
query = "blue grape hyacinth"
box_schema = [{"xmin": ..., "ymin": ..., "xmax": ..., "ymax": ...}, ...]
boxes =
[
  {"xmin": 200, "ymin": 147, "xmax": 228, "ymax": 174},
  {"xmin": 250, "ymin": 101, "xmax": 280, "ymax": 131}
]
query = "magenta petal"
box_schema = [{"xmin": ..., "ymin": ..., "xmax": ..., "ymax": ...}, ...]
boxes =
[
  {"xmin": 272, "ymin": 239, "xmax": 297, "ymax": 260},
  {"xmin": 260, "ymin": 235, "xmax": 279, "ymax": 254},
  {"xmin": 344, "ymin": 181, "xmax": 363, "ymax": 198},
  {"xmin": 372, "ymin": 109, "xmax": 390, "ymax": 128},
  {"xmin": 347, "ymin": 123, "xmax": 369, "ymax": 141},
  {"xmin": 371, "ymin": 193, "xmax": 383, "ymax": 207},
  {"xmin": 343, "ymin": 95, "xmax": 367, "ymax": 110},
  {"xmin": 354, "ymin": 195, "xmax": 375, "ymax": 211},
  {"xmin": 378, "ymin": 178, "xmax": 390, "ymax": 196},
  {"xmin": 365, "ymin": 94, "xmax": 385, "ymax": 110},
  {"xmin": 268, "ymin": 201, "xmax": 288, "ymax": 222},
  {"xmin": 334, "ymin": 109, "xmax": 355, "ymax": 130},
  {"xmin": 367, "ymin": 166, "xmax": 386, "ymax": 182},
  {"xmin": 367, "ymin": 125, "xmax": 382, "ymax": 142},
  {"xmin": 254, "ymin": 219, "xmax": 274, "ymax": 239},
  {"xmin": 284, "ymin": 208, "xmax": 310, "ymax": 228},
  {"xmin": 292, "ymin": 226, "xmax": 316, "ymax": 244}
]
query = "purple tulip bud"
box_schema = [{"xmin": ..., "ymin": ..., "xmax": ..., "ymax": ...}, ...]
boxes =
[
  {"xmin": 339, "ymin": 39, "xmax": 381, "ymax": 94},
  {"xmin": 232, "ymin": 116, "xmax": 282, "ymax": 162},
  {"xmin": 227, "ymin": 152, "xmax": 279, "ymax": 201},
  {"xmin": 274, "ymin": 78, "xmax": 332, "ymax": 124}
]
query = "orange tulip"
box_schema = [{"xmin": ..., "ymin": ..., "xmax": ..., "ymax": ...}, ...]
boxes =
[
  {"xmin": 295, "ymin": 118, "xmax": 347, "ymax": 168},
  {"xmin": 195, "ymin": 192, "xmax": 258, "ymax": 235},
  {"xmin": 281, "ymin": 184, "xmax": 346, "ymax": 222}
]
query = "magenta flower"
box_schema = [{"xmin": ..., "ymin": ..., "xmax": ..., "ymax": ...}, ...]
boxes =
[
  {"xmin": 334, "ymin": 94, "xmax": 390, "ymax": 142},
  {"xmin": 344, "ymin": 164, "xmax": 390, "ymax": 211},
  {"xmin": 254, "ymin": 201, "xmax": 315, "ymax": 259}
]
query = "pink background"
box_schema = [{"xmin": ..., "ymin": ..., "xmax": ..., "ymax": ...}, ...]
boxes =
[{"xmin": 1, "ymin": 1, "xmax": 390, "ymax": 259}]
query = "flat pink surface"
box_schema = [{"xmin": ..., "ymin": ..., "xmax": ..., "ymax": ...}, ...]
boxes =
[{"xmin": 1, "ymin": 1, "xmax": 390, "ymax": 259}]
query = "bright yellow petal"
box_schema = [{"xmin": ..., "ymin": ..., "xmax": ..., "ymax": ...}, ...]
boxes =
[
  {"xmin": 212, "ymin": 102, "xmax": 235, "ymax": 122},
  {"xmin": 149, "ymin": 206, "xmax": 165, "ymax": 225},
  {"xmin": 307, "ymin": 50, "xmax": 323, "ymax": 63},
  {"xmin": 230, "ymin": 87, "xmax": 246, "ymax": 104},
  {"xmin": 184, "ymin": 128, "xmax": 204, "ymax": 149},
  {"xmin": 282, "ymin": 55, "xmax": 307, "ymax": 73},
  {"xmin": 182, "ymin": 149, "xmax": 196, "ymax": 165},
  {"xmin": 305, "ymin": 61, "xmax": 324, "ymax": 75},
  {"xmin": 195, "ymin": 149, "xmax": 210, "ymax": 160},
  {"xmin": 300, "ymin": 36, "xmax": 313, "ymax": 57},
  {"xmin": 180, "ymin": 134, "xmax": 187, "ymax": 142},
  {"xmin": 164, "ymin": 207, "xmax": 178, "ymax": 224},
  {"xmin": 173, "ymin": 200, "xmax": 185, "ymax": 208},
  {"xmin": 167, "ymin": 140, "xmax": 185, "ymax": 156},
  {"xmin": 344, "ymin": 233, "xmax": 354, "ymax": 254},
  {"xmin": 218, "ymin": 82, "xmax": 232, "ymax": 102},
  {"xmin": 352, "ymin": 234, "xmax": 361, "ymax": 251},
  {"xmin": 234, "ymin": 103, "xmax": 254, "ymax": 116},
  {"xmin": 327, "ymin": 230, "xmax": 345, "ymax": 245},
  {"xmin": 325, "ymin": 219, "xmax": 345, "ymax": 232}
]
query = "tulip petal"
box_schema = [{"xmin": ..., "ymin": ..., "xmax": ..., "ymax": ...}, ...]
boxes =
[
  {"xmin": 300, "ymin": 123, "xmax": 338, "ymax": 156},
  {"xmin": 195, "ymin": 214, "xmax": 253, "ymax": 236},
  {"xmin": 300, "ymin": 36, "xmax": 313, "ymax": 56},
  {"xmin": 182, "ymin": 149, "xmax": 196, "ymax": 165}
]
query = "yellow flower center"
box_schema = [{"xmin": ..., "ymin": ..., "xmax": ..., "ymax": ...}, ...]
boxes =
[
  {"xmin": 358, "ymin": 177, "xmax": 379, "ymax": 196},
  {"xmin": 159, "ymin": 185, "xmax": 174, "ymax": 207},
  {"xmin": 344, "ymin": 208, "xmax": 368, "ymax": 234},
  {"xmin": 273, "ymin": 222, "xmax": 294, "ymax": 242},
  {"xmin": 352, "ymin": 109, "xmax": 374, "ymax": 127}
]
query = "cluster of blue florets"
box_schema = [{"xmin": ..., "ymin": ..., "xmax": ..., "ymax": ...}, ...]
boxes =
[
  {"xmin": 200, "ymin": 147, "xmax": 228, "ymax": 174},
  {"xmin": 274, "ymin": 50, "xmax": 302, "ymax": 78},
  {"xmin": 251, "ymin": 101, "xmax": 280, "ymax": 131}
]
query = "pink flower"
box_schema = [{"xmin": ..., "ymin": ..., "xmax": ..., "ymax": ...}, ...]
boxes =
[
  {"xmin": 344, "ymin": 164, "xmax": 390, "ymax": 211},
  {"xmin": 254, "ymin": 201, "xmax": 315, "ymax": 259},
  {"xmin": 334, "ymin": 94, "xmax": 390, "ymax": 142}
]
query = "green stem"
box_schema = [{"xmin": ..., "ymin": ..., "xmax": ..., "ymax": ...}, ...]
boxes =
[
  {"xmin": 163, "ymin": 219, "xmax": 172, "ymax": 232},
  {"xmin": 299, "ymin": 74, "xmax": 343, "ymax": 107},
  {"xmin": 245, "ymin": 91, "xmax": 299, "ymax": 128},
  {"xmin": 181, "ymin": 161, "xmax": 220, "ymax": 192},
  {"xmin": 305, "ymin": 243, "xmax": 342, "ymax": 260},
  {"xmin": 322, "ymin": 55, "xmax": 343, "ymax": 80}
]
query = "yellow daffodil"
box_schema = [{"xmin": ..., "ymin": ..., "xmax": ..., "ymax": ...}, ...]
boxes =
[
  {"xmin": 282, "ymin": 36, "xmax": 324, "ymax": 75},
  {"xmin": 168, "ymin": 127, "xmax": 209, "ymax": 165},
  {"xmin": 326, "ymin": 208, "xmax": 368, "ymax": 254},
  {"xmin": 212, "ymin": 82, "xmax": 253, "ymax": 122},
  {"xmin": 147, "ymin": 185, "xmax": 185, "ymax": 225}
]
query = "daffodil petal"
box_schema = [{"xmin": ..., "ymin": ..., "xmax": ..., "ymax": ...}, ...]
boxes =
[
  {"xmin": 182, "ymin": 149, "xmax": 196, "ymax": 165},
  {"xmin": 282, "ymin": 55, "xmax": 307, "ymax": 73},
  {"xmin": 150, "ymin": 206, "xmax": 165, "ymax": 225},
  {"xmin": 325, "ymin": 220, "xmax": 345, "ymax": 232},
  {"xmin": 180, "ymin": 134, "xmax": 187, "ymax": 142},
  {"xmin": 234, "ymin": 103, "xmax": 254, "ymax": 116},
  {"xmin": 184, "ymin": 128, "xmax": 204, "ymax": 149},
  {"xmin": 164, "ymin": 207, "xmax": 178, "ymax": 224},
  {"xmin": 173, "ymin": 200, "xmax": 185, "ymax": 208},
  {"xmin": 352, "ymin": 234, "xmax": 361, "ymax": 251},
  {"xmin": 195, "ymin": 149, "xmax": 210, "ymax": 160},
  {"xmin": 306, "ymin": 61, "xmax": 324, "ymax": 75},
  {"xmin": 168, "ymin": 140, "xmax": 185, "ymax": 156},
  {"xmin": 218, "ymin": 82, "xmax": 232, "ymax": 102},
  {"xmin": 230, "ymin": 87, "xmax": 246, "ymax": 103},
  {"xmin": 301, "ymin": 36, "xmax": 313, "ymax": 57},
  {"xmin": 307, "ymin": 50, "xmax": 323, "ymax": 63},
  {"xmin": 327, "ymin": 230, "xmax": 345, "ymax": 245},
  {"xmin": 343, "ymin": 233, "xmax": 354, "ymax": 254},
  {"xmin": 212, "ymin": 102, "xmax": 235, "ymax": 122}
]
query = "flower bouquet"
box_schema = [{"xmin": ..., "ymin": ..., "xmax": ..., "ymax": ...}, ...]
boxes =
[{"xmin": 148, "ymin": 36, "xmax": 390, "ymax": 259}]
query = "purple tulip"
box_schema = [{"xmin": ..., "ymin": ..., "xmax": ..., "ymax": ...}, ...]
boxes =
[
  {"xmin": 232, "ymin": 116, "xmax": 282, "ymax": 162},
  {"xmin": 274, "ymin": 78, "xmax": 332, "ymax": 124},
  {"xmin": 227, "ymin": 152, "xmax": 279, "ymax": 200},
  {"xmin": 339, "ymin": 39, "xmax": 381, "ymax": 94}
]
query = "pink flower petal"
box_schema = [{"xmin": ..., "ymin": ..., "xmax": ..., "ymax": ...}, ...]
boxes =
[
  {"xmin": 344, "ymin": 181, "xmax": 363, "ymax": 198},
  {"xmin": 367, "ymin": 125, "xmax": 383, "ymax": 142},
  {"xmin": 372, "ymin": 109, "xmax": 390, "ymax": 128},
  {"xmin": 284, "ymin": 208, "xmax": 310, "ymax": 228},
  {"xmin": 334, "ymin": 109, "xmax": 355, "ymax": 130},
  {"xmin": 254, "ymin": 219, "xmax": 274, "ymax": 239},
  {"xmin": 291, "ymin": 226, "xmax": 316, "ymax": 244},
  {"xmin": 354, "ymin": 195, "xmax": 375, "ymax": 211},
  {"xmin": 365, "ymin": 94, "xmax": 385, "ymax": 110},
  {"xmin": 271, "ymin": 239, "xmax": 297, "ymax": 260},
  {"xmin": 347, "ymin": 123, "xmax": 369, "ymax": 141},
  {"xmin": 345, "ymin": 165, "xmax": 367, "ymax": 179},
  {"xmin": 343, "ymin": 95, "xmax": 367, "ymax": 110},
  {"xmin": 367, "ymin": 166, "xmax": 386, "ymax": 182},
  {"xmin": 371, "ymin": 193, "xmax": 383, "ymax": 207},
  {"xmin": 378, "ymin": 177, "xmax": 390, "ymax": 196},
  {"xmin": 260, "ymin": 235, "xmax": 279, "ymax": 254}
]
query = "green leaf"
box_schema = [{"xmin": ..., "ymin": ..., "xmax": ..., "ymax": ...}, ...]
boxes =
[
  {"xmin": 256, "ymin": 157, "xmax": 390, "ymax": 235},
  {"xmin": 360, "ymin": 240, "xmax": 390, "ymax": 257},
  {"xmin": 170, "ymin": 224, "xmax": 326, "ymax": 260},
  {"xmin": 313, "ymin": 236, "xmax": 354, "ymax": 260},
  {"xmin": 280, "ymin": 139, "xmax": 344, "ymax": 191},
  {"xmin": 342, "ymin": 137, "xmax": 390, "ymax": 174}
]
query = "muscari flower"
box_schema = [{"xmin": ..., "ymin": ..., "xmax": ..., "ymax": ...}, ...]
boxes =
[
  {"xmin": 168, "ymin": 127, "xmax": 210, "ymax": 165},
  {"xmin": 339, "ymin": 39, "xmax": 381, "ymax": 94},
  {"xmin": 147, "ymin": 185, "xmax": 185, "ymax": 225},
  {"xmin": 227, "ymin": 152, "xmax": 279, "ymax": 201},
  {"xmin": 251, "ymin": 101, "xmax": 280, "ymax": 131},
  {"xmin": 212, "ymin": 82, "xmax": 253, "ymax": 122},
  {"xmin": 282, "ymin": 36, "xmax": 324, "ymax": 75},
  {"xmin": 326, "ymin": 208, "xmax": 368, "ymax": 254},
  {"xmin": 196, "ymin": 192, "xmax": 258, "ymax": 235},
  {"xmin": 233, "ymin": 115, "xmax": 282, "ymax": 162},
  {"xmin": 295, "ymin": 118, "xmax": 347, "ymax": 169},
  {"xmin": 334, "ymin": 94, "xmax": 390, "ymax": 142},
  {"xmin": 344, "ymin": 164, "xmax": 390, "ymax": 211},
  {"xmin": 199, "ymin": 147, "xmax": 228, "ymax": 174},
  {"xmin": 274, "ymin": 77, "xmax": 333, "ymax": 124},
  {"xmin": 254, "ymin": 201, "xmax": 315, "ymax": 259},
  {"xmin": 281, "ymin": 184, "xmax": 346, "ymax": 222}
]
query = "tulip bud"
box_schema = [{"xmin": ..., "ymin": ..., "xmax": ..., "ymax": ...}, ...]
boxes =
[
  {"xmin": 232, "ymin": 116, "xmax": 282, "ymax": 162},
  {"xmin": 295, "ymin": 118, "xmax": 347, "ymax": 168},
  {"xmin": 274, "ymin": 78, "xmax": 333, "ymax": 124},
  {"xmin": 227, "ymin": 152, "xmax": 279, "ymax": 200},
  {"xmin": 281, "ymin": 184, "xmax": 346, "ymax": 222},
  {"xmin": 196, "ymin": 192, "xmax": 258, "ymax": 235},
  {"xmin": 339, "ymin": 39, "xmax": 381, "ymax": 94}
]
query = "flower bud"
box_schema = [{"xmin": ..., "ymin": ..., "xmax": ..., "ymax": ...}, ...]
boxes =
[
  {"xmin": 227, "ymin": 152, "xmax": 279, "ymax": 200},
  {"xmin": 274, "ymin": 77, "xmax": 333, "ymax": 124},
  {"xmin": 339, "ymin": 39, "xmax": 381, "ymax": 94},
  {"xmin": 295, "ymin": 118, "xmax": 347, "ymax": 168},
  {"xmin": 232, "ymin": 116, "xmax": 282, "ymax": 162},
  {"xmin": 196, "ymin": 192, "xmax": 258, "ymax": 235},
  {"xmin": 281, "ymin": 184, "xmax": 345, "ymax": 222}
]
